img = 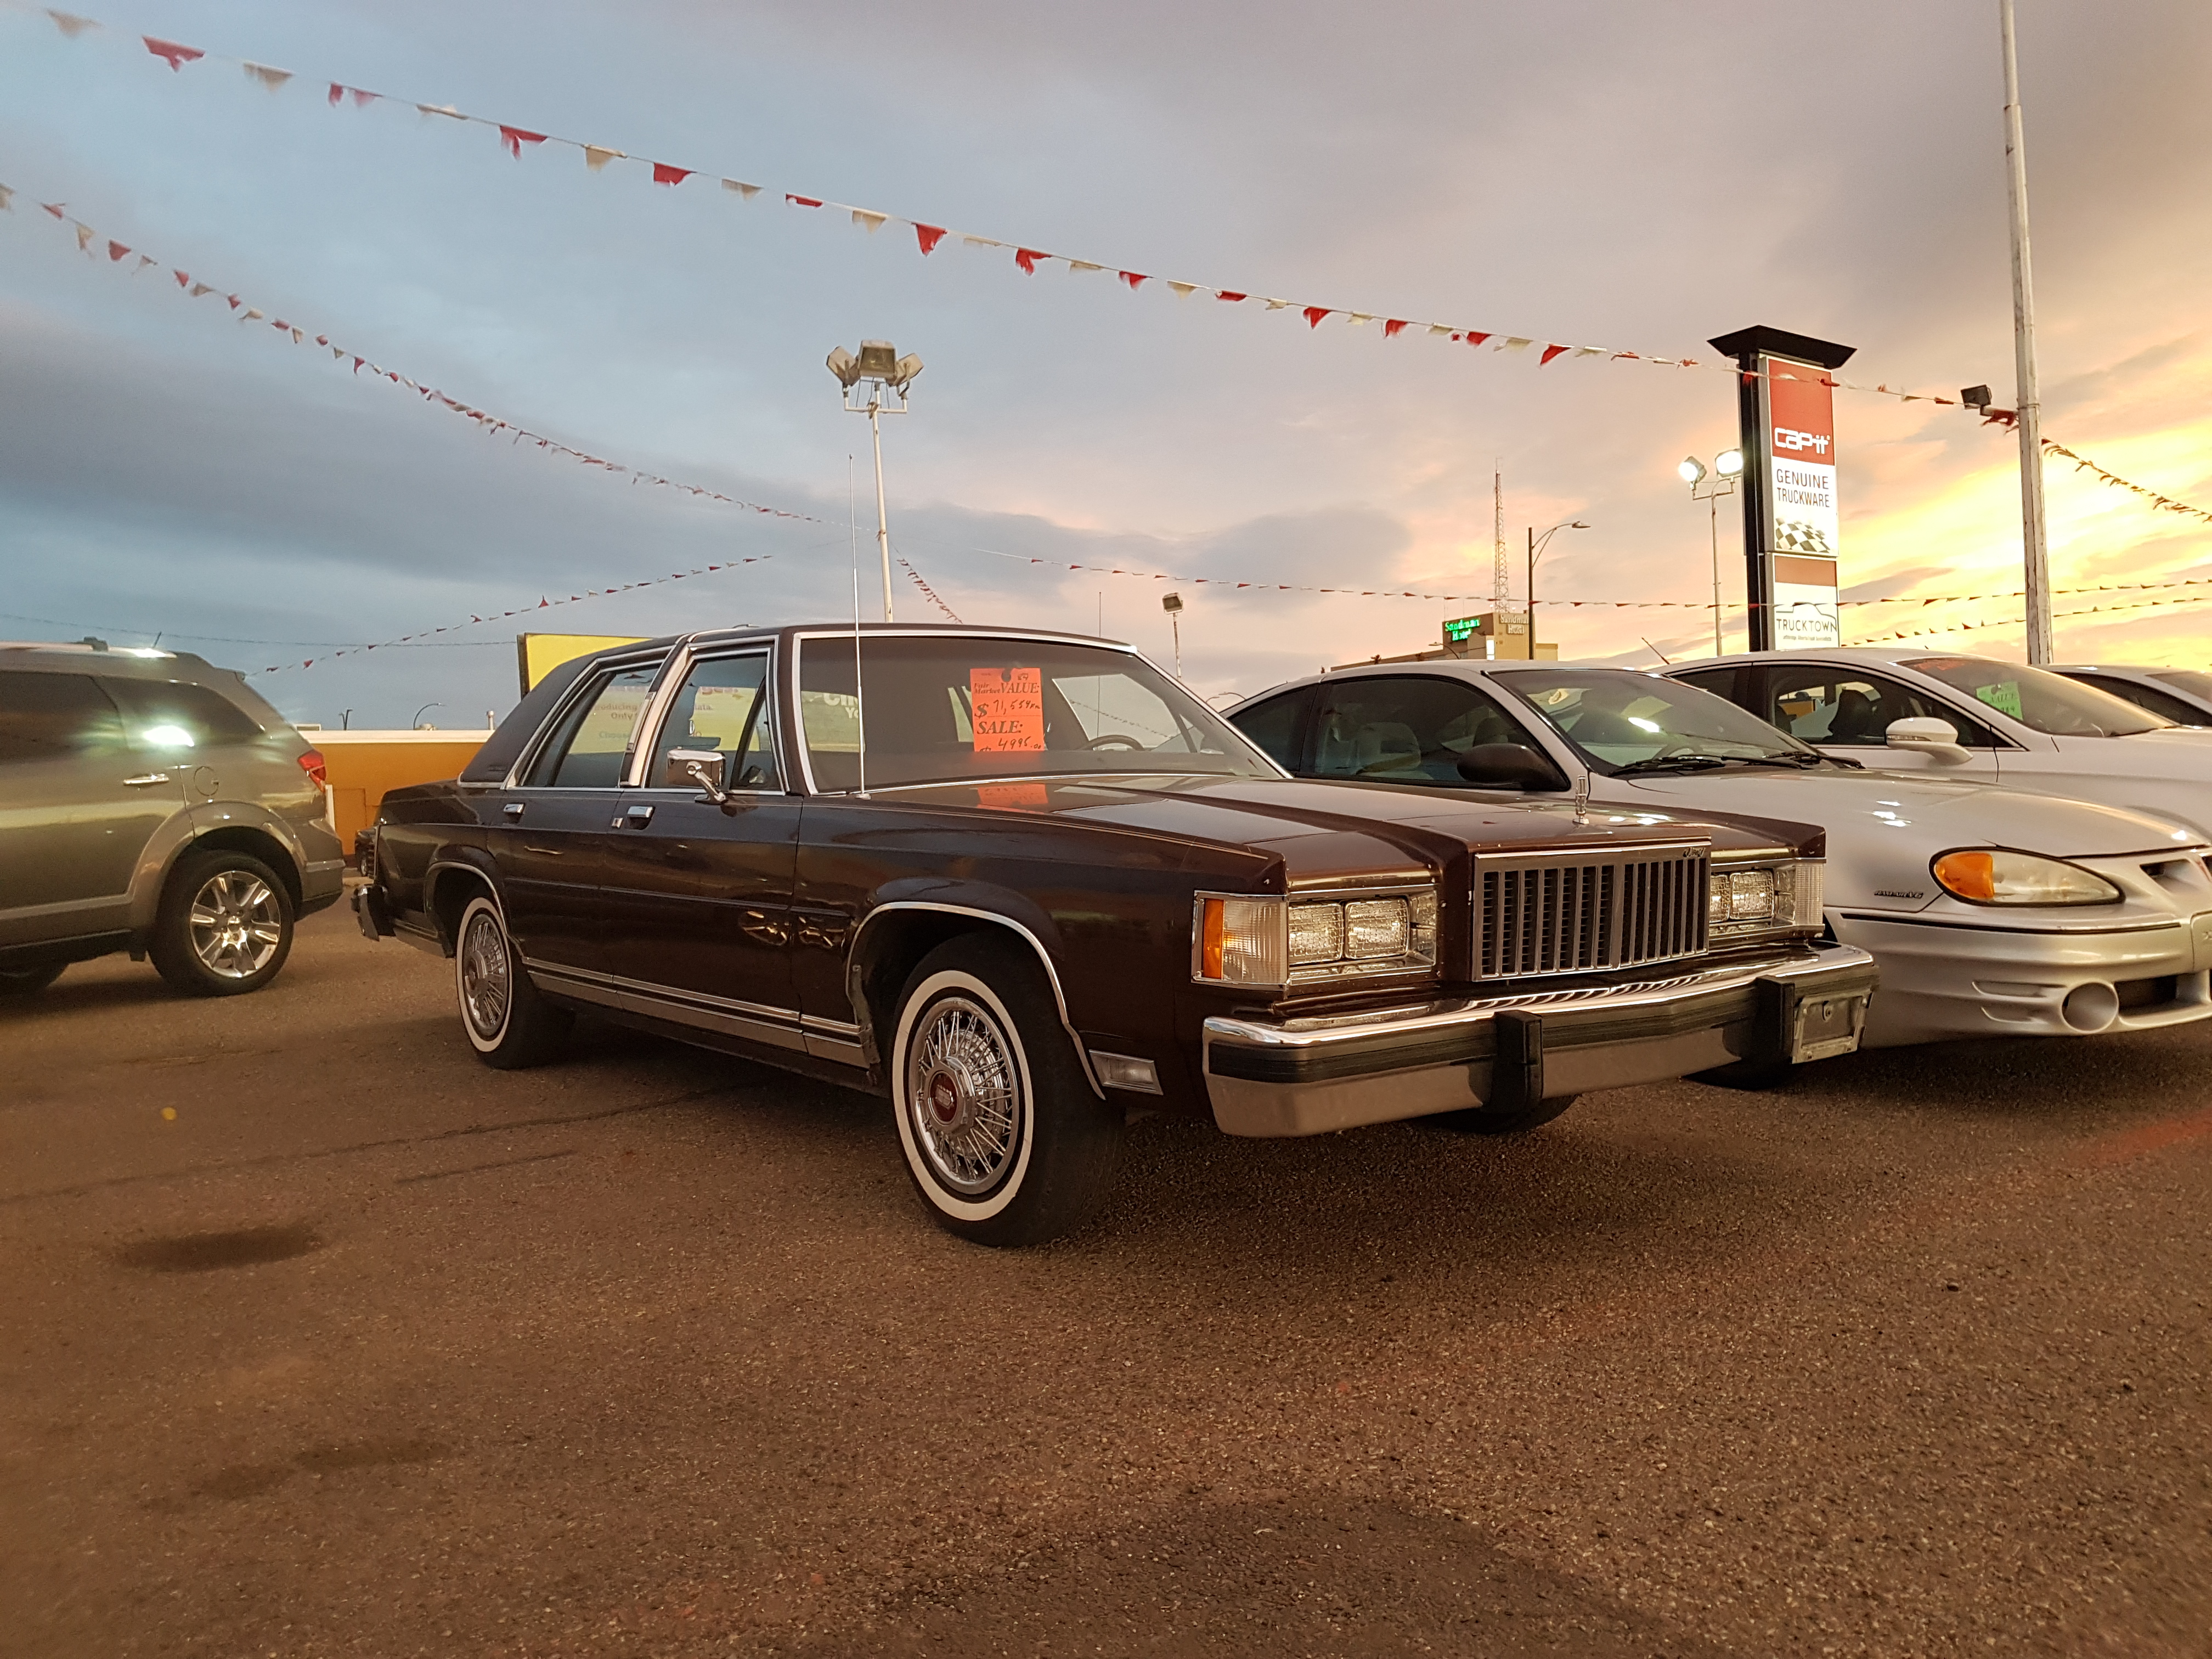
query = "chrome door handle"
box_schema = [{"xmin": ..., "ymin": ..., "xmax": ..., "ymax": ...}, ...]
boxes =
[
  {"xmin": 122, "ymin": 773, "xmax": 171, "ymax": 788},
  {"xmin": 619, "ymin": 804, "xmax": 656, "ymax": 828},
  {"xmin": 502, "ymin": 802, "xmax": 526, "ymax": 819}
]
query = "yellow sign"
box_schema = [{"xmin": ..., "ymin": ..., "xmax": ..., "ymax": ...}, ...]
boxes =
[{"xmin": 517, "ymin": 633, "xmax": 649, "ymax": 695}]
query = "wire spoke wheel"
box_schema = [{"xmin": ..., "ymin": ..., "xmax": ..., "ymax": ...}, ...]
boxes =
[
  {"xmin": 187, "ymin": 871, "xmax": 283, "ymax": 979},
  {"xmin": 906, "ymin": 996, "xmax": 1023, "ymax": 1196},
  {"xmin": 459, "ymin": 909, "xmax": 511, "ymax": 1039}
]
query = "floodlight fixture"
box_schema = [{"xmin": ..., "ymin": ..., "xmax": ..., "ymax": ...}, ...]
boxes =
[
  {"xmin": 1678, "ymin": 455, "xmax": 1707, "ymax": 486},
  {"xmin": 1960, "ymin": 384, "xmax": 1993, "ymax": 413},
  {"xmin": 1714, "ymin": 449, "xmax": 1744, "ymax": 479}
]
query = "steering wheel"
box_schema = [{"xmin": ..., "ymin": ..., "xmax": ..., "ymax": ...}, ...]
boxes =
[{"xmin": 1087, "ymin": 734, "xmax": 1147, "ymax": 751}]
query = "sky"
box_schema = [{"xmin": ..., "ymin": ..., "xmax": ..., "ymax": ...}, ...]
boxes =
[{"xmin": 1, "ymin": 0, "xmax": 2207, "ymax": 729}]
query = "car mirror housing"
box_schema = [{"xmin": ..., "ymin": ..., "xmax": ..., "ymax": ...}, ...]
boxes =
[
  {"xmin": 1455, "ymin": 743, "xmax": 1570, "ymax": 791},
  {"xmin": 1884, "ymin": 718, "xmax": 1971, "ymax": 764}
]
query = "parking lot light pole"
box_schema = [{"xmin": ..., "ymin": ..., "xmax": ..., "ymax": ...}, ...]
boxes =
[
  {"xmin": 826, "ymin": 341, "xmax": 924, "ymax": 623},
  {"xmin": 1525, "ymin": 521, "xmax": 1589, "ymax": 657},
  {"xmin": 1679, "ymin": 450, "xmax": 1743, "ymax": 656}
]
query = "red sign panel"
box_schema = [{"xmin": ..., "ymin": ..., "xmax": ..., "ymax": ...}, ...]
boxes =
[{"xmin": 969, "ymin": 666, "xmax": 1045, "ymax": 752}]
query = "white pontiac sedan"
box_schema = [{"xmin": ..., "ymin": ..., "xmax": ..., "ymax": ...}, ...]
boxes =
[
  {"xmin": 1663, "ymin": 648, "xmax": 2212, "ymax": 839},
  {"xmin": 1228, "ymin": 661, "xmax": 2212, "ymax": 1051}
]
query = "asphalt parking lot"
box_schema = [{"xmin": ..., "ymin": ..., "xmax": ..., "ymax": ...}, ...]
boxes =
[{"xmin": 4, "ymin": 906, "xmax": 2211, "ymax": 1658}]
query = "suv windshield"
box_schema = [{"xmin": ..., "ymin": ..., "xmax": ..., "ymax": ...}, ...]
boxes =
[
  {"xmin": 795, "ymin": 633, "xmax": 1272, "ymax": 791},
  {"xmin": 1492, "ymin": 668, "xmax": 1820, "ymax": 772},
  {"xmin": 1906, "ymin": 657, "xmax": 2170, "ymax": 737}
]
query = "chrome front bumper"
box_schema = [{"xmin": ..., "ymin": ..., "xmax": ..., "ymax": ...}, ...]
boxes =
[{"xmin": 1201, "ymin": 944, "xmax": 1878, "ymax": 1137}]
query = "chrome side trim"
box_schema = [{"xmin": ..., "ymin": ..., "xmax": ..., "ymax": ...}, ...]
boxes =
[
  {"xmin": 848, "ymin": 901, "xmax": 1104, "ymax": 1097},
  {"xmin": 799, "ymin": 1012, "xmax": 865, "ymax": 1064},
  {"xmin": 521, "ymin": 957, "xmax": 813, "ymax": 1054}
]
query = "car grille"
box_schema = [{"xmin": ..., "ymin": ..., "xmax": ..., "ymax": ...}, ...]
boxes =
[{"xmin": 1474, "ymin": 844, "xmax": 1710, "ymax": 978}]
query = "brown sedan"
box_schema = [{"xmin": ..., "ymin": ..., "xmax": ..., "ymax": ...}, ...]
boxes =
[{"xmin": 356, "ymin": 625, "xmax": 1875, "ymax": 1244}]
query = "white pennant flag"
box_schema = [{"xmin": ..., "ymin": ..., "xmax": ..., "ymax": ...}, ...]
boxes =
[
  {"xmin": 1066, "ymin": 260, "xmax": 1103, "ymax": 273},
  {"xmin": 1427, "ymin": 324, "xmax": 1453, "ymax": 336},
  {"xmin": 851, "ymin": 210, "xmax": 887, "ymax": 233},
  {"xmin": 0, "ymin": 186, "xmax": 13, "ymax": 213},
  {"xmin": 584, "ymin": 145, "xmax": 624, "ymax": 172},
  {"xmin": 74, "ymin": 223, "xmax": 93, "ymax": 252},
  {"xmin": 1498, "ymin": 337, "xmax": 1533, "ymax": 352},
  {"xmin": 242, "ymin": 62, "xmax": 292, "ymax": 91},
  {"xmin": 722, "ymin": 179, "xmax": 761, "ymax": 199},
  {"xmin": 47, "ymin": 10, "xmax": 98, "ymax": 38},
  {"xmin": 241, "ymin": 307, "xmax": 264, "ymax": 321},
  {"xmin": 1264, "ymin": 298, "xmax": 1294, "ymax": 310},
  {"xmin": 1167, "ymin": 281, "xmax": 1198, "ymax": 298},
  {"xmin": 290, "ymin": 327, "xmax": 305, "ymax": 344},
  {"xmin": 190, "ymin": 282, "xmax": 215, "ymax": 297}
]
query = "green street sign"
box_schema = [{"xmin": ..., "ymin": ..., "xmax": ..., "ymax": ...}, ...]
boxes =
[{"xmin": 1442, "ymin": 615, "xmax": 1486, "ymax": 643}]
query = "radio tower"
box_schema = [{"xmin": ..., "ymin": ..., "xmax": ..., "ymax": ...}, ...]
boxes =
[{"xmin": 1492, "ymin": 463, "xmax": 1507, "ymax": 623}]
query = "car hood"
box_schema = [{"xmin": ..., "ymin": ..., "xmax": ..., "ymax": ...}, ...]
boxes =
[
  {"xmin": 900, "ymin": 772, "xmax": 1814, "ymax": 889},
  {"xmin": 1612, "ymin": 766, "xmax": 2195, "ymax": 859}
]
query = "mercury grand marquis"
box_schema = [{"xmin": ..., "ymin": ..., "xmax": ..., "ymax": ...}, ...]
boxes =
[{"xmin": 354, "ymin": 625, "xmax": 1876, "ymax": 1244}]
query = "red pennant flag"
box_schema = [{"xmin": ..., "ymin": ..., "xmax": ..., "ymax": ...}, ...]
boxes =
[
  {"xmin": 913, "ymin": 223, "xmax": 946, "ymax": 255},
  {"xmin": 786, "ymin": 194, "xmax": 823, "ymax": 207},
  {"xmin": 651, "ymin": 162, "xmax": 691, "ymax": 185},
  {"xmin": 1216, "ymin": 291, "xmax": 1247, "ymax": 302},
  {"xmin": 172, "ymin": 269, "xmax": 189, "ymax": 286},
  {"xmin": 1464, "ymin": 331, "xmax": 1491, "ymax": 348},
  {"xmin": 328, "ymin": 82, "xmax": 345, "ymax": 105},
  {"xmin": 315, "ymin": 335, "xmax": 329, "ymax": 346},
  {"xmin": 106, "ymin": 240, "xmax": 129, "ymax": 262},
  {"xmin": 352, "ymin": 356, "xmax": 364, "ymax": 373},
  {"xmin": 42, "ymin": 202, "xmax": 65, "ymax": 218},
  {"xmin": 1540, "ymin": 345, "xmax": 1570, "ymax": 365},
  {"xmin": 1014, "ymin": 248, "xmax": 1047, "ymax": 274},
  {"xmin": 499, "ymin": 126, "xmax": 548, "ymax": 158},
  {"xmin": 143, "ymin": 37, "xmax": 204, "ymax": 71},
  {"xmin": 224, "ymin": 294, "xmax": 241, "ymax": 309},
  {"xmin": 1303, "ymin": 307, "xmax": 1330, "ymax": 329},
  {"xmin": 273, "ymin": 319, "xmax": 289, "ymax": 330},
  {"xmin": 1120, "ymin": 272, "xmax": 1148, "ymax": 290},
  {"xmin": 1381, "ymin": 319, "xmax": 1408, "ymax": 337}
]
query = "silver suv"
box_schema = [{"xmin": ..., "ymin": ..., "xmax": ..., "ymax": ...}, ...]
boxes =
[{"xmin": 0, "ymin": 642, "xmax": 345, "ymax": 997}]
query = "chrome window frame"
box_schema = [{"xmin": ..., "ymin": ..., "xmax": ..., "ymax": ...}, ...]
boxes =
[
  {"xmin": 625, "ymin": 642, "xmax": 786, "ymax": 795},
  {"xmin": 501, "ymin": 647, "xmax": 673, "ymax": 790}
]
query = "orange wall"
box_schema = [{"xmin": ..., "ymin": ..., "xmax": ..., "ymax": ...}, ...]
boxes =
[{"xmin": 313, "ymin": 732, "xmax": 488, "ymax": 848}]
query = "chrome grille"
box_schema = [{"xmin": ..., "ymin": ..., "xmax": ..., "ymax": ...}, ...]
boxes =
[{"xmin": 1475, "ymin": 843, "xmax": 1709, "ymax": 978}]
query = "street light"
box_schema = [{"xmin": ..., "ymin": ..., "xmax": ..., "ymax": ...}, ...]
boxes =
[
  {"xmin": 827, "ymin": 340, "xmax": 924, "ymax": 622},
  {"xmin": 410, "ymin": 701, "xmax": 442, "ymax": 730},
  {"xmin": 1161, "ymin": 591, "xmax": 1184, "ymax": 679},
  {"xmin": 1680, "ymin": 451, "xmax": 1741, "ymax": 656},
  {"xmin": 1524, "ymin": 521, "xmax": 1589, "ymax": 658}
]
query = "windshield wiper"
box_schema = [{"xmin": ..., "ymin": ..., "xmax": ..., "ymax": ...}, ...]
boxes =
[
  {"xmin": 1611, "ymin": 754, "xmax": 1733, "ymax": 774},
  {"xmin": 1734, "ymin": 752, "xmax": 1838, "ymax": 770}
]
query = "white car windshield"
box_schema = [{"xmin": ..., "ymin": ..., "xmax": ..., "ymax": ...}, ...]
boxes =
[
  {"xmin": 2153, "ymin": 670, "xmax": 2212, "ymax": 702},
  {"xmin": 1492, "ymin": 668, "xmax": 1824, "ymax": 774},
  {"xmin": 1906, "ymin": 657, "xmax": 2170, "ymax": 737},
  {"xmin": 794, "ymin": 633, "xmax": 1272, "ymax": 791}
]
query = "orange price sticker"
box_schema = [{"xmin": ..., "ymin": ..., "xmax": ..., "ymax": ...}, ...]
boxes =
[
  {"xmin": 969, "ymin": 666, "xmax": 1045, "ymax": 753},
  {"xmin": 975, "ymin": 783, "xmax": 1049, "ymax": 810}
]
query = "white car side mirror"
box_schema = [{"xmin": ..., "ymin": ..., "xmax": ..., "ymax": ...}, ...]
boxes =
[{"xmin": 1886, "ymin": 716, "xmax": 1970, "ymax": 763}]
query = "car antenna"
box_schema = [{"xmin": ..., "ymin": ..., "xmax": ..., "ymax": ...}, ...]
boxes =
[
  {"xmin": 1640, "ymin": 636, "xmax": 1673, "ymax": 665},
  {"xmin": 849, "ymin": 453, "xmax": 868, "ymax": 799}
]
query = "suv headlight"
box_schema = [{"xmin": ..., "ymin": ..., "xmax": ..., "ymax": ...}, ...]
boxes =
[
  {"xmin": 1194, "ymin": 888, "xmax": 1438, "ymax": 987},
  {"xmin": 1708, "ymin": 860, "xmax": 1823, "ymax": 937},
  {"xmin": 1932, "ymin": 849, "xmax": 2119, "ymax": 906}
]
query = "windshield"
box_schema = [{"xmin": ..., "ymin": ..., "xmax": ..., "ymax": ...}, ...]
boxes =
[
  {"xmin": 794, "ymin": 633, "xmax": 1273, "ymax": 791},
  {"xmin": 2153, "ymin": 670, "xmax": 2212, "ymax": 703},
  {"xmin": 1906, "ymin": 656, "xmax": 2170, "ymax": 737},
  {"xmin": 1491, "ymin": 668, "xmax": 1819, "ymax": 772}
]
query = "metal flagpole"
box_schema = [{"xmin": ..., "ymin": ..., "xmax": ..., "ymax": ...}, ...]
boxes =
[{"xmin": 2001, "ymin": 0, "xmax": 2053, "ymax": 663}]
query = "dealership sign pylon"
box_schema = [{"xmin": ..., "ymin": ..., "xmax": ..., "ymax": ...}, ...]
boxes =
[{"xmin": 1709, "ymin": 326, "xmax": 1856, "ymax": 651}]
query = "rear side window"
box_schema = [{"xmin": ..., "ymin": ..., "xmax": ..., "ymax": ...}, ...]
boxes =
[
  {"xmin": 103, "ymin": 679, "xmax": 264, "ymax": 750},
  {"xmin": 1669, "ymin": 667, "xmax": 1741, "ymax": 706},
  {"xmin": 1229, "ymin": 689, "xmax": 1310, "ymax": 770},
  {"xmin": 523, "ymin": 665, "xmax": 659, "ymax": 788},
  {"xmin": 0, "ymin": 671, "xmax": 126, "ymax": 764},
  {"xmin": 2066, "ymin": 674, "xmax": 2206, "ymax": 727},
  {"xmin": 1308, "ymin": 675, "xmax": 1543, "ymax": 783}
]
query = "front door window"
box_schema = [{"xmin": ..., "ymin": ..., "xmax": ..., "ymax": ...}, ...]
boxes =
[
  {"xmin": 524, "ymin": 666, "xmax": 659, "ymax": 788},
  {"xmin": 649, "ymin": 654, "xmax": 779, "ymax": 792},
  {"xmin": 1761, "ymin": 666, "xmax": 2000, "ymax": 749}
]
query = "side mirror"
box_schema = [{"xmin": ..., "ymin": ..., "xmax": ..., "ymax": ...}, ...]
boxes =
[
  {"xmin": 1455, "ymin": 742, "xmax": 1570, "ymax": 791},
  {"xmin": 1884, "ymin": 717, "xmax": 1970, "ymax": 764},
  {"xmin": 664, "ymin": 747, "xmax": 730, "ymax": 795}
]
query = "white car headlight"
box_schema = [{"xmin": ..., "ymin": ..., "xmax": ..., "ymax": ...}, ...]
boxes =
[
  {"xmin": 1932, "ymin": 849, "xmax": 2120, "ymax": 906},
  {"xmin": 1195, "ymin": 889, "xmax": 1438, "ymax": 986}
]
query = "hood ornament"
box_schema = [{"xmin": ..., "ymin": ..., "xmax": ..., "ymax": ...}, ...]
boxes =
[{"xmin": 1571, "ymin": 770, "xmax": 1590, "ymax": 826}]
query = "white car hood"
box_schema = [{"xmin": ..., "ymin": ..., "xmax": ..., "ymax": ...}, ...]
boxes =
[{"xmin": 1609, "ymin": 767, "xmax": 2200, "ymax": 913}]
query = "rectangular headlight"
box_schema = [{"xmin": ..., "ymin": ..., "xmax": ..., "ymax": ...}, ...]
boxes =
[
  {"xmin": 1343, "ymin": 897, "xmax": 1410, "ymax": 959},
  {"xmin": 1708, "ymin": 862, "xmax": 1822, "ymax": 934},
  {"xmin": 1287, "ymin": 902, "xmax": 1345, "ymax": 964}
]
